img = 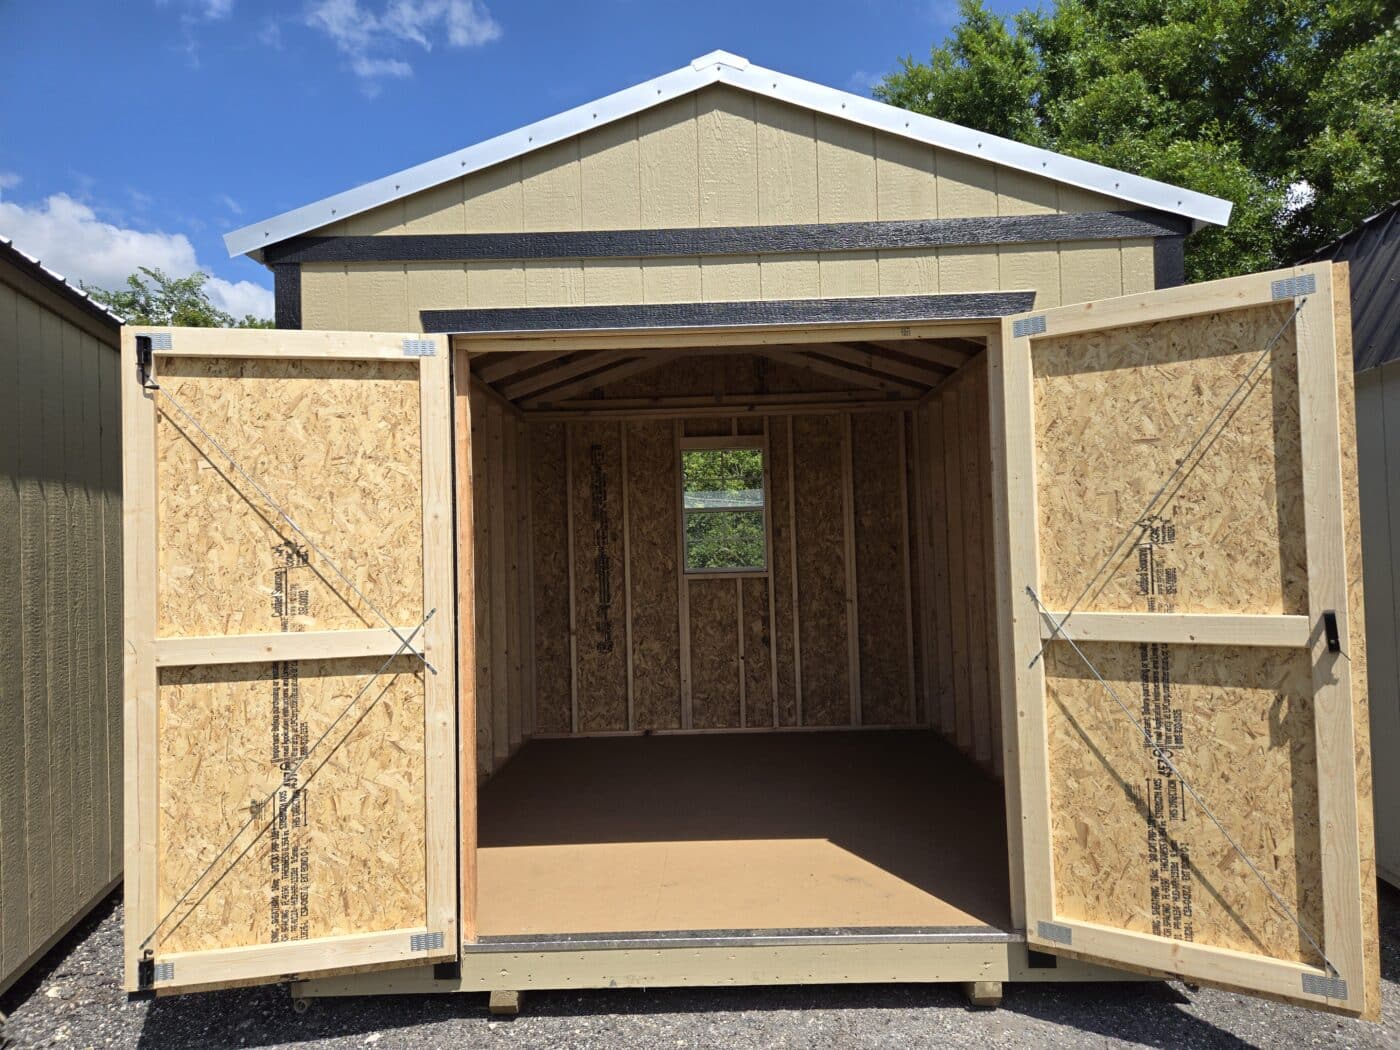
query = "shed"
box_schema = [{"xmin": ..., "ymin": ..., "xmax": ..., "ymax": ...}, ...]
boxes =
[
  {"xmin": 121, "ymin": 52, "xmax": 1380, "ymax": 1017},
  {"xmin": 1308, "ymin": 201, "xmax": 1400, "ymax": 889},
  {"xmin": 0, "ymin": 236, "xmax": 123, "ymax": 997}
]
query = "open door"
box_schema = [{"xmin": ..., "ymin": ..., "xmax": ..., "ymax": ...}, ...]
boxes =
[
  {"xmin": 122, "ymin": 327, "xmax": 457, "ymax": 994},
  {"xmin": 996, "ymin": 262, "xmax": 1378, "ymax": 1016}
]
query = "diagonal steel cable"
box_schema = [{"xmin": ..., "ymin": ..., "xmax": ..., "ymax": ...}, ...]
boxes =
[
  {"xmin": 148, "ymin": 377, "xmax": 437, "ymax": 675},
  {"xmin": 139, "ymin": 609, "xmax": 433, "ymax": 953},
  {"xmin": 1029, "ymin": 298, "xmax": 1307, "ymax": 668},
  {"xmin": 1027, "ymin": 586, "xmax": 1339, "ymax": 978}
]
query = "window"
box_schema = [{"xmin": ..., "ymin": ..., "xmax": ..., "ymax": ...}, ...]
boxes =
[{"xmin": 681, "ymin": 444, "xmax": 766, "ymax": 572}]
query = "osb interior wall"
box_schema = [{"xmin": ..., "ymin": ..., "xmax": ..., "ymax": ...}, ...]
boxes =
[
  {"xmin": 910, "ymin": 354, "xmax": 1003, "ymax": 776},
  {"xmin": 468, "ymin": 387, "xmax": 534, "ymax": 778},
  {"xmin": 523, "ymin": 354, "xmax": 923, "ymax": 735},
  {"xmin": 1032, "ymin": 279, "xmax": 1379, "ymax": 1011},
  {"xmin": 298, "ymin": 85, "xmax": 1156, "ymax": 331},
  {"xmin": 151, "ymin": 358, "xmax": 430, "ymax": 952}
]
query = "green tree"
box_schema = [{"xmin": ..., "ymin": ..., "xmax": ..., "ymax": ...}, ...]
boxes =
[
  {"xmin": 875, "ymin": 0, "xmax": 1399, "ymax": 279},
  {"xmin": 85, "ymin": 267, "xmax": 273, "ymax": 328},
  {"xmin": 682, "ymin": 448, "xmax": 766, "ymax": 570}
]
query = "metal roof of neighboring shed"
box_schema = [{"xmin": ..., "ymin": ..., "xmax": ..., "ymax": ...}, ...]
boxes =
[
  {"xmin": 1305, "ymin": 201, "xmax": 1400, "ymax": 373},
  {"xmin": 0, "ymin": 235, "xmax": 124, "ymax": 331},
  {"xmin": 225, "ymin": 49, "xmax": 1233, "ymax": 261}
]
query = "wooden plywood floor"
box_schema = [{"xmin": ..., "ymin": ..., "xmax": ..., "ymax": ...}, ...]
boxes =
[{"xmin": 476, "ymin": 730, "xmax": 1012, "ymax": 937}]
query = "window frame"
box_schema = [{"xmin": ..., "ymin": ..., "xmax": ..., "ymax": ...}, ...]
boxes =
[{"xmin": 677, "ymin": 434, "xmax": 770, "ymax": 576}]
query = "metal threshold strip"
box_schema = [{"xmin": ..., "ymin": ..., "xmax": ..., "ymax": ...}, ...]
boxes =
[{"xmin": 466, "ymin": 925, "xmax": 1022, "ymax": 953}]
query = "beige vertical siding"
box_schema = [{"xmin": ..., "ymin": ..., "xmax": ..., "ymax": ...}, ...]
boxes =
[
  {"xmin": 0, "ymin": 260, "xmax": 122, "ymax": 995},
  {"xmin": 300, "ymin": 86, "xmax": 1164, "ymax": 330}
]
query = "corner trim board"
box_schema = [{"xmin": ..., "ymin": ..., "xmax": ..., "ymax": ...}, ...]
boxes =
[
  {"xmin": 273, "ymin": 263, "xmax": 302, "ymax": 330},
  {"xmin": 1153, "ymin": 236, "xmax": 1185, "ymax": 289},
  {"xmin": 263, "ymin": 211, "xmax": 1190, "ymax": 265},
  {"xmin": 423, "ymin": 292, "xmax": 1037, "ymax": 335}
]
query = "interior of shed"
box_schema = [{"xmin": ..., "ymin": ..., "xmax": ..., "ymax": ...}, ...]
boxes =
[{"xmin": 460, "ymin": 326, "xmax": 1014, "ymax": 940}]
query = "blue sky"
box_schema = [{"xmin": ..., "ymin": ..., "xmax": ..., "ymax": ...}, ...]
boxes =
[{"xmin": 0, "ymin": 0, "xmax": 1018, "ymax": 318}]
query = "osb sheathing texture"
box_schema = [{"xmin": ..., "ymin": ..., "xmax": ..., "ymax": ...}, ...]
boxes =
[
  {"xmin": 793, "ymin": 413, "xmax": 851, "ymax": 725},
  {"xmin": 851, "ymin": 411, "xmax": 912, "ymax": 725},
  {"xmin": 1044, "ymin": 642, "xmax": 1323, "ymax": 965},
  {"xmin": 1031, "ymin": 303, "xmax": 1307, "ymax": 615},
  {"xmin": 569, "ymin": 421, "xmax": 628, "ymax": 731},
  {"xmin": 156, "ymin": 658, "xmax": 425, "ymax": 953},
  {"xmin": 682, "ymin": 416, "xmax": 734, "ymax": 437},
  {"xmin": 298, "ymin": 86, "xmax": 1157, "ymax": 331},
  {"xmin": 688, "ymin": 578, "xmax": 742, "ymax": 729},
  {"xmin": 769, "ymin": 420, "xmax": 799, "ymax": 726},
  {"xmin": 624, "ymin": 421, "xmax": 681, "ymax": 730},
  {"xmin": 1030, "ymin": 272, "xmax": 1378, "ymax": 1016},
  {"xmin": 527, "ymin": 421, "xmax": 570, "ymax": 734},
  {"xmin": 154, "ymin": 357, "xmax": 422, "ymax": 637},
  {"xmin": 742, "ymin": 577, "xmax": 774, "ymax": 726},
  {"xmin": 537, "ymin": 405, "xmax": 908, "ymax": 736}
]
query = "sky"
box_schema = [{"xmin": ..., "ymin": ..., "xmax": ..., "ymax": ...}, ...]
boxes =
[{"xmin": 0, "ymin": 0, "xmax": 1018, "ymax": 320}]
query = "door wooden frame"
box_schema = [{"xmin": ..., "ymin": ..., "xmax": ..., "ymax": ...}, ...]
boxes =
[
  {"xmin": 122, "ymin": 327, "xmax": 457, "ymax": 994},
  {"xmin": 992, "ymin": 262, "xmax": 1370, "ymax": 1014}
]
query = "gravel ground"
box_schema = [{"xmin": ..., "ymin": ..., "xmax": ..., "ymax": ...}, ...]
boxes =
[{"xmin": 2, "ymin": 884, "xmax": 1395, "ymax": 1049}]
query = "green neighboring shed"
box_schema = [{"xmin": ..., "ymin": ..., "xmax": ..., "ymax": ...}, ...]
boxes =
[{"xmin": 0, "ymin": 236, "xmax": 123, "ymax": 996}]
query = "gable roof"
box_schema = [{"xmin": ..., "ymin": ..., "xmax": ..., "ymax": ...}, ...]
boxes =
[{"xmin": 224, "ymin": 49, "xmax": 1232, "ymax": 261}]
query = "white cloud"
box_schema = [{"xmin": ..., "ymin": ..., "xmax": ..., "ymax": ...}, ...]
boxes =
[
  {"xmin": 216, "ymin": 193, "xmax": 244, "ymax": 216},
  {"xmin": 207, "ymin": 276, "xmax": 275, "ymax": 319},
  {"xmin": 0, "ymin": 172, "xmax": 20, "ymax": 192},
  {"xmin": 0, "ymin": 193, "xmax": 272, "ymax": 320},
  {"xmin": 847, "ymin": 70, "xmax": 883, "ymax": 94},
  {"xmin": 306, "ymin": 0, "xmax": 501, "ymax": 89},
  {"xmin": 158, "ymin": 0, "xmax": 234, "ymax": 20}
]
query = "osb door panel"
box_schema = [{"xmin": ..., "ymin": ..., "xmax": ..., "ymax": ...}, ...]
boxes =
[
  {"xmin": 122, "ymin": 328, "xmax": 456, "ymax": 995},
  {"xmin": 997, "ymin": 262, "xmax": 1378, "ymax": 1017}
]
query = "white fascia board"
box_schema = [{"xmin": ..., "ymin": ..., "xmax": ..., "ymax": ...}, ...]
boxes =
[{"xmin": 225, "ymin": 49, "xmax": 1230, "ymax": 260}]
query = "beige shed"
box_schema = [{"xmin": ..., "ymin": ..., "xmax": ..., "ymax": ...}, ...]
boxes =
[{"xmin": 120, "ymin": 52, "xmax": 1380, "ymax": 1019}]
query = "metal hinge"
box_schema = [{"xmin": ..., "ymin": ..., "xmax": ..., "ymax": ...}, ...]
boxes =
[
  {"xmin": 135, "ymin": 333, "xmax": 170, "ymax": 389},
  {"xmin": 1301, "ymin": 972, "xmax": 1348, "ymax": 999},
  {"xmin": 411, "ymin": 931, "xmax": 445, "ymax": 952},
  {"xmin": 1013, "ymin": 314, "xmax": 1047, "ymax": 339},
  {"xmin": 402, "ymin": 338, "xmax": 437, "ymax": 357},
  {"xmin": 1271, "ymin": 274, "xmax": 1316, "ymax": 300},
  {"xmin": 138, "ymin": 956, "xmax": 173, "ymax": 987},
  {"xmin": 1036, "ymin": 920, "xmax": 1073, "ymax": 945}
]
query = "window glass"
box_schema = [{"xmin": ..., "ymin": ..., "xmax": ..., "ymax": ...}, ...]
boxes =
[{"xmin": 681, "ymin": 447, "xmax": 766, "ymax": 572}]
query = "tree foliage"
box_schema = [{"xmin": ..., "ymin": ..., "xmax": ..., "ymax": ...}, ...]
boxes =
[
  {"xmin": 85, "ymin": 267, "xmax": 273, "ymax": 328},
  {"xmin": 682, "ymin": 448, "xmax": 766, "ymax": 570},
  {"xmin": 875, "ymin": 0, "xmax": 1399, "ymax": 279}
]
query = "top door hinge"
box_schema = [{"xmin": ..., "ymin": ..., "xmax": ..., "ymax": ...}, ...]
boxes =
[{"xmin": 1013, "ymin": 315, "xmax": 1048, "ymax": 339}]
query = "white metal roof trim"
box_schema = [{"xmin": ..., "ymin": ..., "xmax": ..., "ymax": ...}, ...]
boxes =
[
  {"xmin": 224, "ymin": 49, "xmax": 1232, "ymax": 259},
  {"xmin": 0, "ymin": 235, "xmax": 126, "ymax": 325}
]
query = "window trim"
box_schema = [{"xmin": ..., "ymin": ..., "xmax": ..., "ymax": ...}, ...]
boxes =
[{"xmin": 678, "ymin": 436, "xmax": 769, "ymax": 576}]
